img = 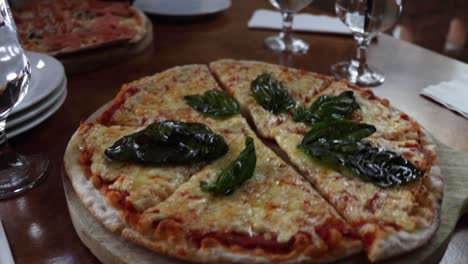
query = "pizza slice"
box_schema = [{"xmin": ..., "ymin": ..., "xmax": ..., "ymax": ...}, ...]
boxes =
[
  {"xmin": 209, "ymin": 59, "xmax": 332, "ymax": 138},
  {"xmin": 64, "ymin": 123, "xmax": 206, "ymax": 231},
  {"xmin": 97, "ymin": 64, "xmax": 239, "ymax": 127},
  {"xmin": 273, "ymin": 124, "xmax": 442, "ymax": 261},
  {"xmin": 122, "ymin": 133, "xmax": 362, "ymax": 263},
  {"xmin": 210, "ymin": 59, "xmax": 442, "ymax": 261},
  {"xmin": 313, "ymin": 81, "xmax": 423, "ymax": 142}
]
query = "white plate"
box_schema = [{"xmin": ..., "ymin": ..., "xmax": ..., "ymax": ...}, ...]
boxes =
[
  {"xmin": 7, "ymin": 82, "xmax": 67, "ymax": 138},
  {"xmin": 11, "ymin": 52, "xmax": 65, "ymax": 114},
  {"xmin": 7, "ymin": 78, "xmax": 66, "ymax": 127},
  {"xmin": 133, "ymin": 0, "xmax": 231, "ymax": 16}
]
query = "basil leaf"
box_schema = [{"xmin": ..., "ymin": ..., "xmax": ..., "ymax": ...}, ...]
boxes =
[
  {"xmin": 348, "ymin": 145, "xmax": 424, "ymax": 187},
  {"xmin": 184, "ymin": 90, "xmax": 240, "ymax": 119},
  {"xmin": 105, "ymin": 121, "xmax": 229, "ymax": 165},
  {"xmin": 301, "ymin": 120, "xmax": 376, "ymax": 146},
  {"xmin": 200, "ymin": 137, "xmax": 256, "ymax": 195},
  {"xmin": 293, "ymin": 91, "xmax": 360, "ymax": 125},
  {"xmin": 251, "ymin": 73, "xmax": 296, "ymax": 114},
  {"xmin": 299, "ymin": 120, "xmax": 423, "ymax": 187}
]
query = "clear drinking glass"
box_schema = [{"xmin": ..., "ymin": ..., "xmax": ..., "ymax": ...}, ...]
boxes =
[
  {"xmin": 331, "ymin": 0, "xmax": 403, "ymax": 86},
  {"xmin": 265, "ymin": 0, "xmax": 314, "ymax": 54},
  {"xmin": 0, "ymin": 0, "xmax": 48, "ymax": 199}
]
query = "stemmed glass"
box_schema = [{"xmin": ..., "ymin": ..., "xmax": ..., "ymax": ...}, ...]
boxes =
[
  {"xmin": 0, "ymin": 0, "xmax": 48, "ymax": 199},
  {"xmin": 331, "ymin": 0, "xmax": 403, "ymax": 86},
  {"xmin": 265, "ymin": 0, "xmax": 314, "ymax": 54}
]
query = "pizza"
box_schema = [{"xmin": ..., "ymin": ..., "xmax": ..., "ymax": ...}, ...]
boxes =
[
  {"xmin": 13, "ymin": 0, "xmax": 146, "ymax": 56},
  {"xmin": 64, "ymin": 60, "xmax": 443, "ymax": 263}
]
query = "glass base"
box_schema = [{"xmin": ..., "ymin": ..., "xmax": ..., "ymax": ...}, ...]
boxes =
[
  {"xmin": 331, "ymin": 61, "xmax": 385, "ymax": 87},
  {"xmin": 264, "ymin": 35, "xmax": 309, "ymax": 54},
  {"xmin": 0, "ymin": 153, "xmax": 48, "ymax": 199}
]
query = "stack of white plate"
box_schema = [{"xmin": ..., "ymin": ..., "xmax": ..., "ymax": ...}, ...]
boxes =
[{"xmin": 6, "ymin": 52, "xmax": 67, "ymax": 138}]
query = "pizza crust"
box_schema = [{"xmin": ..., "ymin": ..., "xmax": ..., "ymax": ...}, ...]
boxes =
[
  {"xmin": 122, "ymin": 227, "xmax": 361, "ymax": 264},
  {"xmin": 64, "ymin": 131, "xmax": 125, "ymax": 232},
  {"xmin": 367, "ymin": 132, "xmax": 443, "ymax": 261}
]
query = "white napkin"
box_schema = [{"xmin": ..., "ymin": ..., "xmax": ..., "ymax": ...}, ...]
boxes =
[
  {"xmin": 0, "ymin": 220, "xmax": 14, "ymax": 264},
  {"xmin": 248, "ymin": 9, "xmax": 351, "ymax": 35},
  {"xmin": 420, "ymin": 78, "xmax": 468, "ymax": 119}
]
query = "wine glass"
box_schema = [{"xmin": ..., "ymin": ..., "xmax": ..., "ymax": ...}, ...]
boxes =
[
  {"xmin": 265, "ymin": 0, "xmax": 314, "ymax": 54},
  {"xmin": 0, "ymin": 0, "xmax": 48, "ymax": 199},
  {"xmin": 331, "ymin": 0, "xmax": 403, "ymax": 86}
]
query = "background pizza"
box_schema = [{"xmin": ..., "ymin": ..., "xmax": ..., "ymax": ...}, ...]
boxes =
[
  {"xmin": 13, "ymin": 0, "xmax": 146, "ymax": 56},
  {"xmin": 64, "ymin": 60, "xmax": 442, "ymax": 263}
]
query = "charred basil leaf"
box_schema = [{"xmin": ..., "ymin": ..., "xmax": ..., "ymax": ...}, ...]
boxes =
[
  {"xmin": 299, "ymin": 120, "xmax": 423, "ymax": 187},
  {"xmin": 104, "ymin": 121, "xmax": 229, "ymax": 165},
  {"xmin": 184, "ymin": 90, "xmax": 240, "ymax": 119},
  {"xmin": 293, "ymin": 91, "xmax": 359, "ymax": 125},
  {"xmin": 200, "ymin": 137, "xmax": 256, "ymax": 195},
  {"xmin": 251, "ymin": 73, "xmax": 296, "ymax": 114}
]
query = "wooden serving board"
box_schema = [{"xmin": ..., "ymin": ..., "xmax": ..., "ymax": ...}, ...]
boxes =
[
  {"xmin": 58, "ymin": 14, "xmax": 154, "ymax": 75},
  {"xmin": 62, "ymin": 137, "xmax": 468, "ymax": 264}
]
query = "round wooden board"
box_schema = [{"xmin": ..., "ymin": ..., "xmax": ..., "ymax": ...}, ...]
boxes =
[
  {"xmin": 62, "ymin": 135, "xmax": 468, "ymax": 264},
  {"xmin": 58, "ymin": 13, "xmax": 154, "ymax": 75}
]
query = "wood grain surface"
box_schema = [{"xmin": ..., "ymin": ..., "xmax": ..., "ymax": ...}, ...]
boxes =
[
  {"xmin": 62, "ymin": 133, "xmax": 468, "ymax": 264},
  {"xmin": 0, "ymin": 1, "xmax": 467, "ymax": 263}
]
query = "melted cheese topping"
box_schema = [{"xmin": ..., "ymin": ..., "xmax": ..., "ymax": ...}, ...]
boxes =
[
  {"xmin": 273, "ymin": 127, "xmax": 434, "ymax": 233},
  {"xmin": 210, "ymin": 59, "xmax": 436, "ymax": 255},
  {"xmin": 323, "ymin": 82, "xmax": 421, "ymax": 141},
  {"xmin": 80, "ymin": 124, "xmax": 201, "ymax": 212},
  {"xmin": 138, "ymin": 134, "xmax": 355, "ymax": 246},
  {"xmin": 210, "ymin": 59, "xmax": 330, "ymax": 138},
  {"xmin": 107, "ymin": 65, "xmax": 225, "ymax": 126}
]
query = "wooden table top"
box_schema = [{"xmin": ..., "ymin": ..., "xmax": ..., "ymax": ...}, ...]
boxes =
[{"xmin": 1, "ymin": 1, "xmax": 467, "ymax": 263}]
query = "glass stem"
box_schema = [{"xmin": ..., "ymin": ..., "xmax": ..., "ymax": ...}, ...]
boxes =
[
  {"xmin": 0, "ymin": 118, "xmax": 8, "ymax": 148},
  {"xmin": 0, "ymin": 117, "xmax": 17, "ymax": 169},
  {"xmin": 280, "ymin": 11, "xmax": 294, "ymax": 44},
  {"xmin": 351, "ymin": 36, "xmax": 372, "ymax": 69}
]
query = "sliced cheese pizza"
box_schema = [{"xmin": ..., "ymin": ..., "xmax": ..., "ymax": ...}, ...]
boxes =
[
  {"xmin": 14, "ymin": 0, "xmax": 146, "ymax": 56},
  {"xmin": 209, "ymin": 59, "xmax": 442, "ymax": 261},
  {"xmin": 123, "ymin": 133, "xmax": 362, "ymax": 263},
  {"xmin": 64, "ymin": 60, "xmax": 443, "ymax": 263}
]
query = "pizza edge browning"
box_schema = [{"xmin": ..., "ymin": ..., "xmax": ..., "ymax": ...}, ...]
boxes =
[{"xmin": 121, "ymin": 226, "xmax": 362, "ymax": 264}]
